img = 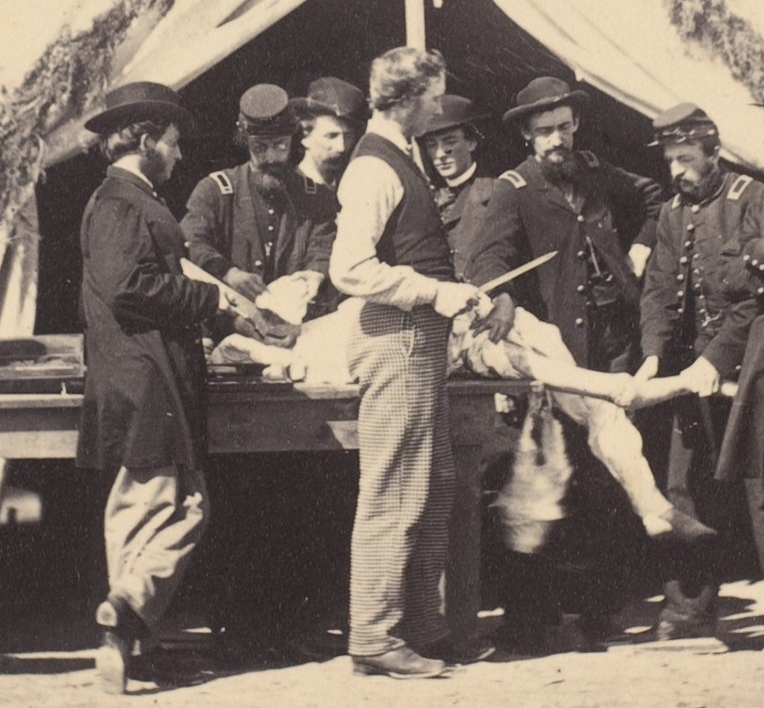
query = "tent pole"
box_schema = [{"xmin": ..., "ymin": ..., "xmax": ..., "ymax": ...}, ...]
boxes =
[{"xmin": 405, "ymin": 0, "xmax": 426, "ymax": 48}]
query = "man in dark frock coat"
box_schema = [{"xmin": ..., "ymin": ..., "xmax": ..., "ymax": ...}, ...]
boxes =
[{"xmin": 77, "ymin": 82, "xmax": 240, "ymax": 694}]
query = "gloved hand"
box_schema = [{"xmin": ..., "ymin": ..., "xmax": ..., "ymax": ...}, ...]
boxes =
[
  {"xmin": 471, "ymin": 292, "xmax": 516, "ymax": 343},
  {"xmin": 433, "ymin": 281, "xmax": 480, "ymax": 318},
  {"xmin": 223, "ymin": 266, "xmax": 268, "ymax": 300}
]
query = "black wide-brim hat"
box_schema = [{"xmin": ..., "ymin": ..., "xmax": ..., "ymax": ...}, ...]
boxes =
[
  {"xmin": 290, "ymin": 77, "xmax": 369, "ymax": 125},
  {"xmin": 84, "ymin": 81, "xmax": 195, "ymax": 135},
  {"xmin": 502, "ymin": 76, "xmax": 589, "ymax": 125},
  {"xmin": 420, "ymin": 95, "xmax": 490, "ymax": 137}
]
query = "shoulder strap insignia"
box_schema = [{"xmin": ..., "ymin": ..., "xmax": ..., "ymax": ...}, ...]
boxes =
[
  {"xmin": 672, "ymin": 194, "xmax": 682, "ymax": 209},
  {"xmin": 209, "ymin": 171, "xmax": 233, "ymax": 195},
  {"xmin": 499, "ymin": 170, "xmax": 527, "ymax": 189},
  {"xmin": 728, "ymin": 174, "xmax": 753, "ymax": 202},
  {"xmin": 579, "ymin": 150, "xmax": 600, "ymax": 168},
  {"xmin": 303, "ymin": 175, "xmax": 317, "ymax": 195}
]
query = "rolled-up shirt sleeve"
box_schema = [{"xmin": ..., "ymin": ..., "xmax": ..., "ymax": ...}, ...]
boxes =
[{"xmin": 329, "ymin": 155, "xmax": 438, "ymax": 310}]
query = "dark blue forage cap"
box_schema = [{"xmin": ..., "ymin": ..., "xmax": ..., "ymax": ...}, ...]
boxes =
[
  {"xmin": 650, "ymin": 103, "xmax": 719, "ymax": 145},
  {"xmin": 237, "ymin": 84, "xmax": 298, "ymax": 137}
]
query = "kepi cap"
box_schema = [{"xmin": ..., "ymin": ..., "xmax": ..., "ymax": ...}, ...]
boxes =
[
  {"xmin": 649, "ymin": 102, "xmax": 719, "ymax": 146},
  {"xmin": 238, "ymin": 84, "xmax": 299, "ymax": 137}
]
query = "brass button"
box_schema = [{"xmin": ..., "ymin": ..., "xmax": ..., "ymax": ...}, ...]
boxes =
[
  {"xmin": 758, "ymin": 287, "xmax": 764, "ymax": 295},
  {"xmin": 677, "ymin": 307, "xmax": 684, "ymax": 314},
  {"xmin": 686, "ymin": 223, "xmax": 695, "ymax": 231},
  {"xmin": 576, "ymin": 250, "xmax": 586, "ymax": 260},
  {"xmin": 268, "ymin": 208, "xmax": 275, "ymax": 215},
  {"xmin": 576, "ymin": 284, "xmax": 585, "ymax": 293},
  {"xmin": 691, "ymin": 205, "xmax": 700, "ymax": 213},
  {"xmin": 679, "ymin": 256, "xmax": 689, "ymax": 265},
  {"xmin": 575, "ymin": 317, "xmax": 584, "ymax": 327},
  {"xmin": 684, "ymin": 240, "xmax": 693, "ymax": 249},
  {"xmin": 676, "ymin": 274, "xmax": 685, "ymax": 282},
  {"xmin": 676, "ymin": 290, "xmax": 684, "ymax": 298},
  {"xmin": 743, "ymin": 254, "xmax": 751, "ymax": 262},
  {"xmin": 577, "ymin": 215, "xmax": 585, "ymax": 223},
  {"xmin": 254, "ymin": 259, "xmax": 263, "ymax": 267},
  {"xmin": 753, "ymin": 259, "xmax": 760, "ymax": 267}
]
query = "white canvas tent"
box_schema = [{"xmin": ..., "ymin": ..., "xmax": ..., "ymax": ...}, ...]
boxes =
[{"xmin": 2, "ymin": 0, "xmax": 764, "ymax": 338}]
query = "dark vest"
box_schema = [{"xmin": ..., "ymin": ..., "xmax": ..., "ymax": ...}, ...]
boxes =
[{"xmin": 354, "ymin": 133, "xmax": 454, "ymax": 281}]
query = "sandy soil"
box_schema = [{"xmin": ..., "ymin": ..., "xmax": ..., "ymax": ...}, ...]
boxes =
[{"xmin": 2, "ymin": 579, "xmax": 763, "ymax": 708}]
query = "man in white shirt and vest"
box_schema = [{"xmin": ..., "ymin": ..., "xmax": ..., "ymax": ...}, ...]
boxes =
[{"xmin": 330, "ymin": 46, "xmax": 492, "ymax": 678}]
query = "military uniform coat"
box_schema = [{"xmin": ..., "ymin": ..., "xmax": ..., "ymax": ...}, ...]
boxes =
[
  {"xmin": 464, "ymin": 153, "xmax": 660, "ymax": 367},
  {"xmin": 435, "ymin": 173, "xmax": 496, "ymax": 281},
  {"xmin": 77, "ymin": 167, "xmax": 220, "ymax": 473},
  {"xmin": 181, "ymin": 164, "xmax": 337, "ymax": 285},
  {"xmin": 640, "ymin": 171, "xmax": 764, "ymax": 378}
]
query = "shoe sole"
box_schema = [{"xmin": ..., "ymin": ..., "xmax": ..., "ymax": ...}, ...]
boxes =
[{"xmin": 352, "ymin": 663, "xmax": 450, "ymax": 679}]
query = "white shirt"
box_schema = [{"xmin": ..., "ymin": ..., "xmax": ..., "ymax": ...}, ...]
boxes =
[{"xmin": 329, "ymin": 113, "xmax": 439, "ymax": 310}]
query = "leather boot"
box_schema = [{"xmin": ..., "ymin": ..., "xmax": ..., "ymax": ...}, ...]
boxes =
[{"xmin": 655, "ymin": 580, "xmax": 717, "ymax": 640}]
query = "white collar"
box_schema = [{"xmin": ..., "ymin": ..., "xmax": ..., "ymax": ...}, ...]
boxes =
[
  {"xmin": 446, "ymin": 162, "xmax": 477, "ymax": 188},
  {"xmin": 112, "ymin": 156, "xmax": 154, "ymax": 188},
  {"xmin": 112, "ymin": 155, "xmax": 154, "ymax": 191},
  {"xmin": 366, "ymin": 112, "xmax": 412, "ymax": 156}
]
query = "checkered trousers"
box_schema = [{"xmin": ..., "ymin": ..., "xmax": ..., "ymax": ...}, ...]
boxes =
[{"xmin": 346, "ymin": 302, "xmax": 456, "ymax": 656}]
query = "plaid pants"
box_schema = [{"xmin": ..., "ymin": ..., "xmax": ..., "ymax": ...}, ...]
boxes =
[{"xmin": 347, "ymin": 302, "xmax": 455, "ymax": 656}]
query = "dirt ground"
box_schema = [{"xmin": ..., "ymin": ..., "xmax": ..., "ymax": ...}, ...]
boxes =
[{"xmin": 2, "ymin": 579, "xmax": 763, "ymax": 708}]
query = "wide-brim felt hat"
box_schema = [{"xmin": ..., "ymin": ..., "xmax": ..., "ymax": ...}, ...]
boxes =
[
  {"xmin": 420, "ymin": 95, "xmax": 490, "ymax": 137},
  {"xmin": 84, "ymin": 81, "xmax": 195, "ymax": 135},
  {"xmin": 238, "ymin": 83, "xmax": 299, "ymax": 137},
  {"xmin": 290, "ymin": 77, "xmax": 369, "ymax": 125},
  {"xmin": 502, "ymin": 76, "xmax": 589, "ymax": 125}
]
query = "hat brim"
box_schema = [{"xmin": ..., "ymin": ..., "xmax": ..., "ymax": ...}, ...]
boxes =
[
  {"xmin": 85, "ymin": 99, "xmax": 196, "ymax": 136},
  {"xmin": 420, "ymin": 112, "xmax": 491, "ymax": 137},
  {"xmin": 289, "ymin": 97, "xmax": 368, "ymax": 124},
  {"xmin": 502, "ymin": 90, "xmax": 590, "ymax": 126}
]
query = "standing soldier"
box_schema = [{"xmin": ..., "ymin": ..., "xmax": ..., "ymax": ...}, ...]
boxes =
[
  {"xmin": 77, "ymin": 82, "xmax": 244, "ymax": 693},
  {"xmin": 330, "ymin": 47, "xmax": 488, "ymax": 678},
  {"xmin": 181, "ymin": 83, "xmax": 337, "ymax": 320},
  {"xmin": 465, "ymin": 76, "xmax": 663, "ymax": 372},
  {"xmin": 638, "ymin": 103, "xmax": 764, "ymax": 639}
]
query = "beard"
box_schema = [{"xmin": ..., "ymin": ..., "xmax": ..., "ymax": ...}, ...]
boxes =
[
  {"xmin": 538, "ymin": 148, "xmax": 583, "ymax": 185},
  {"xmin": 140, "ymin": 147, "xmax": 171, "ymax": 185},
  {"xmin": 250, "ymin": 163, "xmax": 287, "ymax": 196},
  {"xmin": 673, "ymin": 164, "xmax": 722, "ymax": 203}
]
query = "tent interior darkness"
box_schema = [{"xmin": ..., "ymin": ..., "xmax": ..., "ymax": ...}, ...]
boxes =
[{"xmin": 35, "ymin": 0, "xmax": 674, "ymax": 334}]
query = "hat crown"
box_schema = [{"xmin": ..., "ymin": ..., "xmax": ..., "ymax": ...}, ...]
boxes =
[
  {"xmin": 517, "ymin": 77, "xmax": 573, "ymax": 109},
  {"xmin": 304, "ymin": 77, "xmax": 367, "ymax": 121},
  {"xmin": 104, "ymin": 81, "xmax": 181, "ymax": 111},
  {"xmin": 652, "ymin": 102, "xmax": 712, "ymax": 130},
  {"xmin": 239, "ymin": 84, "xmax": 290, "ymax": 121},
  {"xmin": 651, "ymin": 102, "xmax": 718, "ymax": 144},
  {"xmin": 422, "ymin": 95, "xmax": 484, "ymax": 136}
]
